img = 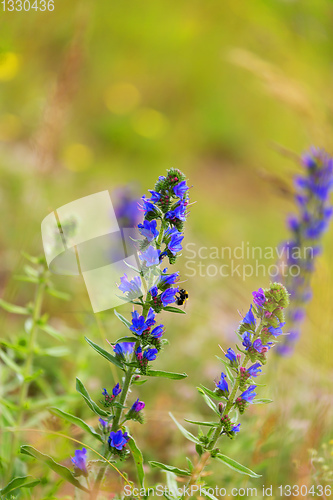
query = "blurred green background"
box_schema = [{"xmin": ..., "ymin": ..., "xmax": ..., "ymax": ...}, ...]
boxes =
[{"xmin": 1, "ymin": 0, "xmax": 333, "ymax": 497}]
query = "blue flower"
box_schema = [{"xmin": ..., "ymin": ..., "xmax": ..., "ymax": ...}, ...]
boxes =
[
  {"xmin": 139, "ymin": 246, "xmax": 160, "ymax": 267},
  {"xmin": 108, "ymin": 430, "xmax": 129, "ymax": 450},
  {"xmin": 253, "ymin": 338, "xmax": 263, "ymax": 353},
  {"xmin": 151, "ymin": 325, "xmax": 164, "ymax": 338},
  {"xmin": 231, "ymin": 423, "xmax": 241, "ymax": 433},
  {"xmin": 242, "ymin": 305, "xmax": 256, "ymax": 329},
  {"xmin": 159, "ymin": 271, "xmax": 179, "ymax": 286},
  {"xmin": 240, "ymin": 385, "xmax": 257, "ymax": 403},
  {"xmin": 242, "ymin": 332, "xmax": 252, "ymax": 349},
  {"xmin": 112, "ymin": 383, "xmax": 121, "ymax": 397},
  {"xmin": 118, "ymin": 274, "xmax": 142, "ymax": 298},
  {"xmin": 138, "ymin": 220, "xmax": 159, "ymax": 242},
  {"xmin": 267, "ymin": 322, "xmax": 286, "ymax": 337},
  {"xmin": 252, "ymin": 288, "xmax": 266, "ymax": 308},
  {"xmin": 141, "ymin": 196, "xmax": 156, "ymax": 215},
  {"xmin": 161, "ymin": 287, "xmax": 178, "ymax": 306},
  {"xmin": 247, "ymin": 363, "xmax": 262, "ymax": 377},
  {"xmin": 168, "ymin": 230, "xmax": 184, "ymax": 255},
  {"xmin": 145, "ymin": 307, "xmax": 156, "ymax": 327},
  {"xmin": 144, "ymin": 348, "xmax": 158, "ymax": 361},
  {"xmin": 99, "ymin": 418, "xmax": 108, "ymax": 429},
  {"xmin": 131, "ymin": 398, "xmax": 145, "ymax": 412},
  {"xmin": 114, "ymin": 342, "xmax": 135, "ymax": 358},
  {"xmin": 150, "ymin": 286, "xmax": 158, "ymax": 297},
  {"xmin": 71, "ymin": 448, "xmax": 88, "ymax": 476},
  {"xmin": 148, "ymin": 190, "xmax": 161, "ymax": 203},
  {"xmin": 165, "ymin": 201, "xmax": 187, "ymax": 222},
  {"xmin": 225, "ymin": 348, "xmax": 238, "ymax": 367},
  {"xmin": 173, "ymin": 180, "xmax": 189, "ymax": 198},
  {"xmin": 216, "ymin": 372, "xmax": 229, "ymax": 396},
  {"xmin": 130, "ymin": 310, "xmax": 148, "ymax": 335}
]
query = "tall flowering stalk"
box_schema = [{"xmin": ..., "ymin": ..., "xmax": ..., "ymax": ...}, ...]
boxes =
[
  {"xmin": 276, "ymin": 148, "xmax": 333, "ymax": 355},
  {"xmin": 166, "ymin": 283, "xmax": 290, "ymax": 498},
  {"xmin": 78, "ymin": 169, "xmax": 191, "ymax": 498}
]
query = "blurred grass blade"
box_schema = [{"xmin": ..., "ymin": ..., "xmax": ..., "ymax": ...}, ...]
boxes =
[
  {"xmin": 20, "ymin": 445, "xmax": 90, "ymax": 492},
  {"xmin": 50, "ymin": 407, "xmax": 103, "ymax": 442}
]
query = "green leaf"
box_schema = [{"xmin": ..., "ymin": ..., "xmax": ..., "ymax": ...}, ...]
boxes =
[
  {"xmin": 42, "ymin": 346, "xmax": 70, "ymax": 357},
  {"xmin": 85, "ymin": 337, "xmax": 124, "ymax": 369},
  {"xmin": 147, "ymin": 370, "xmax": 187, "ymax": 380},
  {"xmin": 163, "ymin": 306, "xmax": 186, "ymax": 314},
  {"xmin": 199, "ymin": 385, "xmax": 223, "ymax": 401},
  {"xmin": 50, "ymin": 407, "xmax": 103, "ymax": 443},
  {"xmin": 114, "ymin": 309, "xmax": 132, "ymax": 329},
  {"xmin": 0, "ymin": 299, "xmax": 29, "ymax": 315},
  {"xmin": 149, "ymin": 461, "xmax": 190, "ymax": 476},
  {"xmin": 0, "ymin": 350, "xmax": 23, "ymax": 375},
  {"xmin": 76, "ymin": 378, "xmax": 108, "ymax": 417},
  {"xmin": 184, "ymin": 419, "xmax": 219, "ymax": 427},
  {"xmin": 0, "ymin": 476, "xmax": 40, "ymax": 496},
  {"xmin": 21, "ymin": 252, "xmax": 40, "ymax": 264},
  {"xmin": 123, "ymin": 261, "xmax": 141, "ymax": 274},
  {"xmin": 215, "ymin": 453, "xmax": 261, "ymax": 478},
  {"xmin": 38, "ymin": 323, "xmax": 66, "ymax": 342},
  {"xmin": 128, "ymin": 436, "xmax": 145, "ymax": 488},
  {"xmin": 111, "ymin": 336, "xmax": 138, "ymax": 345},
  {"xmin": 20, "ymin": 445, "xmax": 90, "ymax": 492},
  {"xmin": 169, "ymin": 413, "xmax": 201, "ymax": 445},
  {"xmin": 46, "ymin": 287, "xmax": 71, "ymax": 301},
  {"xmin": 200, "ymin": 488, "xmax": 220, "ymax": 500},
  {"xmin": 197, "ymin": 388, "xmax": 220, "ymax": 415},
  {"xmin": 252, "ymin": 398, "xmax": 273, "ymax": 405}
]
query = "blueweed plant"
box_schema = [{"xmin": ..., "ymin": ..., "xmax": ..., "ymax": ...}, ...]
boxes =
[
  {"xmin": 276, "ymin": 148, "xmax": 333, "ymax": 355},
  {"xmin": 1, "ymin": 171, "xmax": 291, "ymax": 500}
]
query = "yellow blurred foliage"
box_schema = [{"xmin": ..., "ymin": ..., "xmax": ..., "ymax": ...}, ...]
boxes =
[
  {"xmin": 0, "ymin": 114, "xmax": 21, "ymax": 142},
  {"xmin": 104, "ymin": 83, "xmax": 141, "ymax": 115},
  {"xmin": 0, "ymin": 52, "xmax": 19, "ymax": 81},
  {"xmin": 62, "ymin": 143, "xmax": 93, "ymax": 172},
  {"xmin": 131, "ymin": 108, "xmax": 168, "ymax": 139}
]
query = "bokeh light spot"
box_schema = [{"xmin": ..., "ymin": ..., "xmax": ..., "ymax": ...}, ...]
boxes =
[
  {"xmin": 63, "ymin": 143, "xmax": 93, "ymax": 172},
  {"xmin": 131, "ymin": 108, "xmax": 168, "ymax": 139},
  {"xmin": 104, "ymin": 83, "xmax": 141, "ymax": 115},
  {"xmin": 0, "ymin": 52, "xmax": 19, "ymax": 81}
]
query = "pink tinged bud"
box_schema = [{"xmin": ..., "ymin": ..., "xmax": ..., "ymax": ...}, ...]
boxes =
[
  {"xmin": 265, "ymin": 311, "xmax": 272, "ymax": 318},
  {"xmin": 236, "ymin": 354, "xmax": 241, "ymax": 364},
  {"xmin": 218, "ymin": 402, "xmax": 225, "ymax": 413},
  {"xmin": 261, "ymin": 346, "xmax": 269, "ymax": 353},
  {"xmin": 240, "ymin": 367, "xmax": 246, "ymax": 375}
]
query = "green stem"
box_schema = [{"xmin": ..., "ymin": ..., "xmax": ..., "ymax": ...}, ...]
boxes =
[
  {"xmin": 181, "ymin": 321, "xmax": 263, "ymax": 499},
  {"xmin": 8, "ymin": 274, "xmax": 46, "ymax": 480}
]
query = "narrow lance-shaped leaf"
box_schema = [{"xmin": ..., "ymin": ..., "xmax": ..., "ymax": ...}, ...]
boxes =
[
  {"xmin": 50, "ymin": 407, "xmax": 103, "ymax": 443},
  {"xmin": 76, "ymin": 378, "xmax": 108, "ymax": 418},
  {"xmin": 169, "ymin": 413, "xmax": 201, "ymax": 445},
  {"xmin": 215, "ymin": 453, "xmax": 261, "ymax": 478},
  {"xmin": 197, "ymin": 388, "xmax": 220, "ymax": 415},
  {"xmin": 0, "ymin": 476, "xmax": 40, "ymax": 496},
  {"xmin": 147, "ymin": 370, "xmax": 187, "ymax": 380},
  {"xmin": 20, "ymin": 445, "xmax": 90, "ymax": 493},
  {"xmin": 149, "ymin": 461, "xmax": 190, "ymax": 477},
  {"xmin": 0, "ymin": 299, "xmax": 29, "ymax": 315},
  {"xmin": 114, "ymin": 309, "xmax": 132, "ymax": 329},
  {"xmin": 85, "ymin": 337, "xmax": 124, "ymax": 369},
  {"xmin": 163, "ymin": 306, "xmax": 186, "ymax": 314},
  {"xmin": 128, "ymin": 436, "xmax": 145, "ymax": 488}
]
